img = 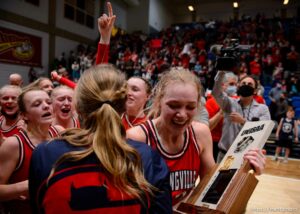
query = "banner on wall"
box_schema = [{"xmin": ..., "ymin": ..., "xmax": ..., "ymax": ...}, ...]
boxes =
[{"xmin": 0, "ymin": 27, "xmax": 42, "ymax": 67}]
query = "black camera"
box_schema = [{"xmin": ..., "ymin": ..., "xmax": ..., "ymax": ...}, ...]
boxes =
[{"xmin": 210, "ymin": 39, "xmax": 252, "ymax": 71}]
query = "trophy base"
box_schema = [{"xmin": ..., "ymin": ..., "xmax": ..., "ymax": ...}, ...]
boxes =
[
  {"xmin": 176, "ymin": 163, "xmax": 258, "ymax": 214},
  {"xmin": 176, "ymin": 202, "xmax": 225, "ymax": 214}
]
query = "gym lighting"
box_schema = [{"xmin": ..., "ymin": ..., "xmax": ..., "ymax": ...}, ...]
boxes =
[
  {"xmin": 233, "ymin": 2, "xmax": 239, "ymax": 8},
  {"xmin": 188, "ymin": 5, "xmax": 194, "ymax": 12}
]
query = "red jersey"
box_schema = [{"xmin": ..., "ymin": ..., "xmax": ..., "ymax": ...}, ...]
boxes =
[
  {"xmin": 4, "ymin": 126, "xmax": 59, "ymax": 214},
  {"xmin": 140, "ymin": 120, "xmax": 200, "ymax": 205},
  {"xmin": 0, "ymin": 116, "xmax": 20, "ymax": 138},
  {"xmin": 121, "ymin": 113, "xmax": 147, "ymax": 131},
  {"xmin": 205, "ymin": 96, "xmax": 223, "ymax": 142}
]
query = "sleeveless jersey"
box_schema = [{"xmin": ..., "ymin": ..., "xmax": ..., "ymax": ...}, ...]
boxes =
[
  {"xmin": 140, "ymin": 120, "xmax": 201, "ymax": 205},
  {"xmin": 72, "ymin": 116, "xmax": 80, "ymax": 128},
  {"xmin": 279, "ymin": 118, "xmax": 295, "ymax": 140},
  {"xmin": 121, "ymin": 113, "xmax": 147, "ymax": 130},
  {"xmin": 4, "ymin": 126, "xmax": 60, "ymax": 214},
  {"xmin": 0, "ymin": 115, "xmax": 20, "ymax": 138}
]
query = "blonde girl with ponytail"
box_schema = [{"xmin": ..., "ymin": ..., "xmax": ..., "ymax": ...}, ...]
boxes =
[{"xmin": 29, "ymin": 64, "xmax": 172, "ymax": 214}]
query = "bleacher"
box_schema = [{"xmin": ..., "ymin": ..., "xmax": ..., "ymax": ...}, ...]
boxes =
[{"xmin": 264, "ymin": 132, "xmax": 300, "ymax": 159}]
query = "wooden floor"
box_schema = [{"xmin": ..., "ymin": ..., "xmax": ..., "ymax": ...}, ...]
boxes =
[{"xmin": 245, "ymin": 157, "xmax": 300, "ymax": 213}]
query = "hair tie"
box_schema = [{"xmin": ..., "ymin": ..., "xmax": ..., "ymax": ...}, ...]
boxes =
[{"xmin": 102, "ymin": 100, "xmax": 113, "ymax": 106}]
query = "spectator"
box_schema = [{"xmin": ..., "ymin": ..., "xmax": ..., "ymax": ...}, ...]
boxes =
[
  {"xmin": 274, "ymin": 107, "xmax": 298, "ymax": 163},
  {"xmin": 212, "ymin": 71, "xmax": 271, "ymax": 162},
  {"xmin": 9, "ymin": 73, "xmax": 23, "ymax": 87}
]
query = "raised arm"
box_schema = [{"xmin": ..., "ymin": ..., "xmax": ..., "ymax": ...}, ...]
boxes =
[
  {"xmin": 51, "ymin": 71, "xmax": 76, "ymax": 89},
  {"xmin": 212, "ymin": 70, "xmax": 232, "ymax": 113},
  {"xmin": 96, "ymin": 2, "xmax": 116, "ymax": 65}
]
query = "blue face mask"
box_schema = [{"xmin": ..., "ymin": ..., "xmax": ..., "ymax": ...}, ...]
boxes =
[{"xmin": 226, "ymin": 85, "xmax": 237, "ymax": 96}]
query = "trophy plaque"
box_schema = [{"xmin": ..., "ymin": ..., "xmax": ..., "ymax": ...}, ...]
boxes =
[{"xmin": 176, "ymin": 120, "xmax": 275, "ymax": 214}]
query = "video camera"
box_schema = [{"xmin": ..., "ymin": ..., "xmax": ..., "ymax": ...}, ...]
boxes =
[{"xmin": 210, "ymin": 39, "xmax": 252, "ymax": 71}]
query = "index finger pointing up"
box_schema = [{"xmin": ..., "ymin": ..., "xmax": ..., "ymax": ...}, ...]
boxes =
[{"xmin": 107, "ymin": 2, "xmax": 113, "ymax": 17}]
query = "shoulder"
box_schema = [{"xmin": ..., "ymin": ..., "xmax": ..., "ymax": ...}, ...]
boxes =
[
  {"xmin": 126, "ymin": 124, "xmax": 147, "ymax": 143},
  {"xmin": 0, "ymin": 136, "xmax": 19, "ymax": 154},
  {"xmin": 192, "ymin": 121, "xmax": 211, "ymax": 138},
  {"xmin": 31, "ymin": 139, "xmax": 72, "ymax": 179},
  {"xmin": 127, "ymin": 138, "xmax": 169, "ymax": 184},
  {"xmin": 52, "ymin": 125, "xmax": 65, "ymax": 134},
  {"xmin": 0, "ymin": 136, "xmax": 20, "ymax": 171},
  {"xmin": 191, "ymin": 121, "xmax": 212, "ymax": 150}
]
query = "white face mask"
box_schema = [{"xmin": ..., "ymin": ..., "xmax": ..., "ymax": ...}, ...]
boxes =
[{"xmin": 226, "ymin": 85, "xmax": 237, "ymax": 96}]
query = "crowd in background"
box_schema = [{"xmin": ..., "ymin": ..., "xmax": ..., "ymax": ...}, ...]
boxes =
[
  {"xmin": 1, "ymin": 4, "xmax": 300, "ymax": 213},
  {"xmin": 49, "ymin": 14, "xmax": 300, "ymax": 119}
]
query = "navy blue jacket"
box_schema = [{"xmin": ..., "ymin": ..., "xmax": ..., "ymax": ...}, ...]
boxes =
[{"xmin": 29, "ymin": 139, "xmax": 172, "ymax": 214}]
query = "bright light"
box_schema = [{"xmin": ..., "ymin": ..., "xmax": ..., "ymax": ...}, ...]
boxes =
[
  {"xmin": 233, "ymin": 2, "xmax": 239, "ymax": 8},
  {"xmin": 188, "ymin": 5, "xmax": 194, "ymax": 12},
  {"xmin": 283, "ymin": 0, "xmax": 289, "ymax": 5}
]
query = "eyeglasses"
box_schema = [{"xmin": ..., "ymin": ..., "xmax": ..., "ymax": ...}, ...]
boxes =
[{"xmin": 241, "ymin": 82, "xmax": 254, "ymax": 87}]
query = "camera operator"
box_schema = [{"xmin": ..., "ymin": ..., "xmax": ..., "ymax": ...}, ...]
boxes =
[{"xmin": 212, "ymin": 70, "xmax": 271, "ymax": 163}]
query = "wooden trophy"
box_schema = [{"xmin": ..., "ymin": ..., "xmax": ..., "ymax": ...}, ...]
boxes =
[{"xmin": 176, "ymin": 120, "xmax": 275, "ymax": 214}]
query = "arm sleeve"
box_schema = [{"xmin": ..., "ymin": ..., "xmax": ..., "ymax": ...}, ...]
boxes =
[
  {"xmin": 95, "ymin": 43, "xmax": 109, "ymax": 65},
  {"xmin": 57, "ymin": 77, "xmax": 76, "ymax": 89},
  {"xmin": 212, "ymin": 70, "xmax": 232, "ymax": 113}
]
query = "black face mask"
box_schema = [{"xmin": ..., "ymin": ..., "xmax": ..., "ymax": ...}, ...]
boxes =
[{"xmin": 237, "ymin": 85, "xmax": 254, "ymax": 97}]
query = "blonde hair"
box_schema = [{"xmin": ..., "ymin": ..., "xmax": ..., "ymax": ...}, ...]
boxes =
[
  {"xmin": 51, "ymin": 85, "xmax": 74, "ymax": 99},
  {"xmin": 49, "ymin": 64, "xmax": 153, "ymax": 201},
  {"xmin": 0, "ymin": 85, "xmax": 22, "ymax": 98},
  {"xmin": 27, "ymin": 77, "xmax": 52, "ymax": 89},
  {"xmin": 148, "ymin": 67, "xmax": 202, "ymax": 118}
]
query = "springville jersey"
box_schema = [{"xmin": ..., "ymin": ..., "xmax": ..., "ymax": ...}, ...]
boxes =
[{"xmin": 140, "ymin": 120, "xmax": 201, "ymax": 205}]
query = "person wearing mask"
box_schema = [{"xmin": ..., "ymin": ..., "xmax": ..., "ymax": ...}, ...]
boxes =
[
  {"xmin": 269, "ymin": 82, "xmax": 284, "ymax": 120},
  {"xmin": 212, "ymin": 70, "xmax": 271, "ymax": 162},
  {"xmin": 206, "ymin": 72, "xmax": 238, "ymax": 160}
]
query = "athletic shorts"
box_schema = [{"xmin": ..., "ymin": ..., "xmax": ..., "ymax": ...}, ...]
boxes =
[{"xmin": 277, "ymin": 139, "xmax": 293, "ymax": 149}]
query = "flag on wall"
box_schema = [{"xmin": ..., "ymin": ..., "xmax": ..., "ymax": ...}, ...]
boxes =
[{"xmin": 0, "ymin": 27, "xmax": 42, "ymax": 67}]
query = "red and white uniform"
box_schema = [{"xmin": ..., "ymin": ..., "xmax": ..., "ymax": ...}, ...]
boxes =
[
  {"xmin": 121, "ymin": 113, "xmax": 147, "ymax": 131},
  {"xmin": 4, "ymin": 126, "xmax": 59, "ymax": 214},
  {"xmin": 0, "ymin": 116, "xmax": 20, "ymax": 138},
  {"xmin": 140, "ymin": 120, "xmax": 201, "ymax": 205}
]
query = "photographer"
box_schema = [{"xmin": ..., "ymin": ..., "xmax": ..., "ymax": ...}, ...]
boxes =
[{"xmin": 212, "ymin": 70, "xmax": 271, "ymax": 162}]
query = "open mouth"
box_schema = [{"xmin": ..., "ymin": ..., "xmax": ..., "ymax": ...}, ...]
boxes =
[
  {"xmin": 61, "ymin": 108, "xmax": 71, "ymax": 114},
  {"xmin": 42, "ymin": 112, "xmax": 52, "ymax": 117}
]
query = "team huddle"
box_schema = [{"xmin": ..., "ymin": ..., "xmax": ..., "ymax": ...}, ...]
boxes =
[{"xmin": 0, "ymin": 2, "xmax": 269, "ymax": 214}]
